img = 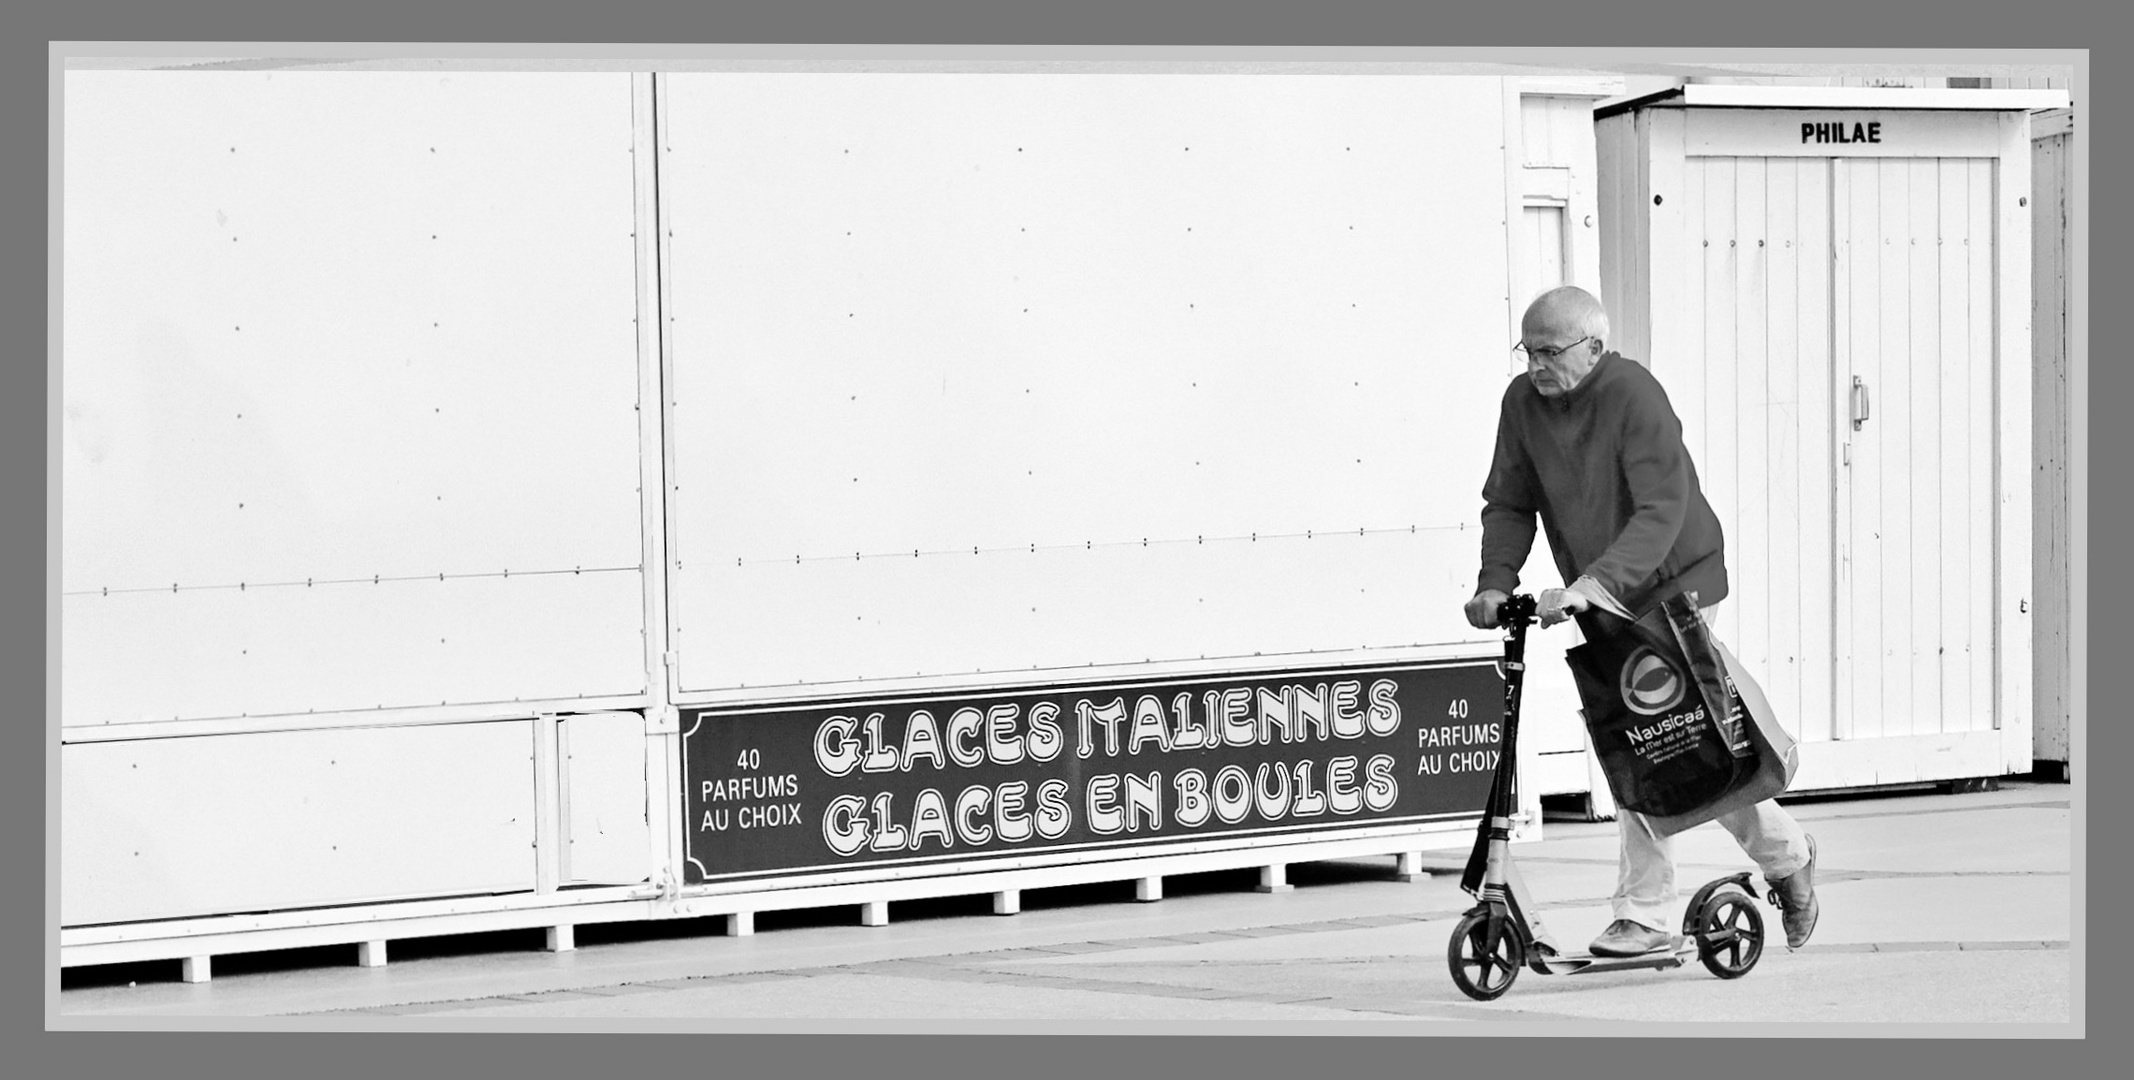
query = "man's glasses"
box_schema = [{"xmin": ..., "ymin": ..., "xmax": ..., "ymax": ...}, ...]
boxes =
[{"xmin": 1513, "ymin": 335, "xmax": 1591, "ymax": 363}]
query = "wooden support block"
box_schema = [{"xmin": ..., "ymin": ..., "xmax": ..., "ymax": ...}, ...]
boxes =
[
  {"xmin": 992, "ymin": 889, "xmax": 1021, "ymax": 916},
  {"xmin": 181, "ymin": 955, "xmax": 211, "ymax": 983},
  {"xmin": 358, "ymin": 940, "xmax": 388, "ymax": 968},
  {"xmin": 1395, "ymin": 851, "xmax": 1431, "ymax": 882},
  {"xmin": 725, "ymin": 912, "xmax": 754, "ymax": 937},
  {"xmin": 546, "ymin": 924, "xmax": 575, "ymax": 952},
  {"xmin": 860, "ymin": 900, "xmax": 889, "ymax": 927},
  {"xmin": 1135, "ymin": 876, "xmax": 1163, "ymax": 902},
  {"xmin": 1254, "ymin": 863, "xmax": 1292, "ymax": 894}
]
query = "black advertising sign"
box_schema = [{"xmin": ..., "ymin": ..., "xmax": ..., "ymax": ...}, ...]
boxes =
[{"xmin": 680, "ymin": 660, "xmax": 1504, "ymax": 884}]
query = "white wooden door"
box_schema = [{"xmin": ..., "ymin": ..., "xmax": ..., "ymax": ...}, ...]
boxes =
[
  {"xmin": 1671, "ymin": 151, "xmax": 2009, "ymax": 789},
  {"xmin": 1831, "ymin": 156, "xmax": 2002, "ymax": 753}
]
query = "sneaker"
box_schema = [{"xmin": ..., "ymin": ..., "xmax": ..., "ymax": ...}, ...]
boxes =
[
  {"xmin": 1766, "ymin": 834, "xmax": 1821, "ymax": 949},
  {"xmin": 1589, "ymin": 919, "xmax": 1671, "ymax": 957}
]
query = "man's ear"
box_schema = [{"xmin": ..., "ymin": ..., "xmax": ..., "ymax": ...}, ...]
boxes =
[{"xmin": 1589, "ymin": 338, "xmax": 1605, "ymax": 355}]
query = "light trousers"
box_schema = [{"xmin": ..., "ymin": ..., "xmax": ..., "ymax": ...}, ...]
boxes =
[{"xmin": 1606, "ymin": 602, "xmax": 1812, "ymax": 930}]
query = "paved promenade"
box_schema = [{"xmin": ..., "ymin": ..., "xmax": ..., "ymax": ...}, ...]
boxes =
[{"xmin": 58, "ymin": 780, "xmax": 2076, "ymax": 1032}]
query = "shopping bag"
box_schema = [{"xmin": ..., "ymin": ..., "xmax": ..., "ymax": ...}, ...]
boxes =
[
  {"xmin": 1636, "ymin": 637, "xmax": 1800, "ymax": 836},
  {"xmin": 1565, "ymin": 595, "xmax": 1752, "ymax": 819}
]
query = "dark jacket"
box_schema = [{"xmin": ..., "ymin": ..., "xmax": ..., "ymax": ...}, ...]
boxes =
[{"xmin": 1476, "ymin": 351, "xmax": 1727, "ymax": 616}]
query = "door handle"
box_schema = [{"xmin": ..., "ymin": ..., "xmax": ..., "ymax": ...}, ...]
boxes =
[{"xmin": 1851, "ymin": 376, "xmax": 1871, "ymax": 430}]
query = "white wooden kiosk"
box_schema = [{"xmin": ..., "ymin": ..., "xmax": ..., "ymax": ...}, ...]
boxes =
[
  {"xmin": 1592, "ymin": 84, "xmax": 2068, "ymax": 795},
  {"xmin": 59, "ymin": 67, "xmax": 1609, "ymax": 978}
]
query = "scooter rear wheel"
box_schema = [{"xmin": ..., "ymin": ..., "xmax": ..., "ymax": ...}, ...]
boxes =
[
  {"xmin": 1693, "ymin": 885, "xmax": 1765, "ymax": 979},
  {"xmin": 1447, "ymin": 910, "xmax": 1525, "ymax": 1000}
]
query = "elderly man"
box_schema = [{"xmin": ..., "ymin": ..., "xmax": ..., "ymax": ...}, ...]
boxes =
[{"xmin": 1464, "ymin": 285, "xmax": 1820, "ymax": 956}]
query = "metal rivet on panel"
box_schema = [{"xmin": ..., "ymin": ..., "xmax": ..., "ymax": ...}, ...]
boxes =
[
  {"xmin": 2020, "ymin": 197, "xmax": 2028, "ymax": 207},
  {"xmin": 1654, "ymin": 195, "xmax": 1664, "ymax": 205}
]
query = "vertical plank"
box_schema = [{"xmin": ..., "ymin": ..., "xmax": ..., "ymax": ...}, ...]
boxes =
[
  {"xmin": 1828, "ymin": 159, "xmax": 1853, "ymax": 743},
  {"xmin": 1672, "ymin": 155, "xmax": 1708, "ymax": 452},
  {"xmin": 1874, "ymin": 157, "xmax": 1913, "ymax": 737},
  {"xmin": 1732, "ymin": 156, "xmax": 1770, "ymax": 683},
  {"xmin": 1967, "ymin": 157, "xmax": 1998, "ymax": 750},
  {"xmin": 1561, "ymin": 99, "xmax": 1603, "ymax": 295},
  {"xmin": 644, "ymin": 69, "xmax": 687, "ymax": 896},
  {"xmin": 1519, "ymin": 95, "xmax": 1552, "ymax": 164},
  {"xmin": 2030, "ymin": 130, "xmax": 2072, "ymax": 762},
  {"xmin": 1502, "ymin": 79, "xmax": 1530, "ymax": 355},
  {"xmin": 1596, "ymin": 114, "xmax": 1629, "ymax": 339},
  {"xmin": 1795, "ymin": 158, "xmax": 1836, "ymax": 744},
  {"xmin": 1937, "ymin": 158, "xmax": 1976, "ymax": 734},
  {"xmin": 1994, "ymin": 113, "xmax": 2036, "ymax": 772},
  {"xmin": 1638, "ymin": 112, "xmax": 1656, "ymax": 365},
  {"xmin": 1763, "ymin": 158, "xmax": 1805, "ymax": 728},
  {"xmin": 1547, "ymin": 97, "xmax": 1586, "ymax": 171},
  {"xmin": 1700, "ymin": 157, "xmax": 1738, "ymax": 497},
  {"xmin": 1842, "ymin": 158, "xmax": 1885, "ymax": 741},
  {"xmin": 533, "ymin": 713, "xmax": 562, "ymax": 894},
  {"xmin": 1648, "ymin": 111, "xmax": 1694, "ymax": 389},
  {"xmin": 1906, "ymin": 157, "xmax": 1944, "ymax": 735}
]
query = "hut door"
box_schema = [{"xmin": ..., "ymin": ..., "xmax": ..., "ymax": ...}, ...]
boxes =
[
  {"xmin": 1829, "ymin": 156, "xmax": 2004, "ymax": 762},
  {"xmin": 1674, "ymin": 151, "xmax": 2009, "ymax": 788}
]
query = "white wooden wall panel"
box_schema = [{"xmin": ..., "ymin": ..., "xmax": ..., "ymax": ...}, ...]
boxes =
[
  {"xmin": 1992, "ymin": 111, "xmax": 2037, "ymax": 772},
  {"xmin": 61, "ymin": 721, "xmax": 537, "ymax": 926},
  {"xmin": 61, "ymin": 72, "xmax": 647, "ymax": 725},
  {"xmin": 2031, "ymin": 121, "xmax": 2073, "ymax": 763},
  {"xmin": 687, "ymin": 530, "xmax": 1476, "ymax": 691},
  {"xmin": 62, "ymin": 571, "xmax": 646, "ymax": 727},
  {"xmin": 660, "ymin": 74, "xmax": 1514, "ymax": 695},
  {"xmin": 562, "ymin": 712, "xmax": 652, "ymax": 885}
]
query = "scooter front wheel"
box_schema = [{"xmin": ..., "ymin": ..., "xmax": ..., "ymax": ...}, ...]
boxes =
[
  {"xmin": 1447, "ymin": 909, "xmax": 1525, "ymax": 1000},
  {"xmin": 1693, "ymin": 884, "xmax": 1765, "ymax": 979}
]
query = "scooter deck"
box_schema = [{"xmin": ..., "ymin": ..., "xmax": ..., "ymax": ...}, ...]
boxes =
[{"xmin": 1528, "ymin": 936, "xmax": 1699, "ymax": 976}]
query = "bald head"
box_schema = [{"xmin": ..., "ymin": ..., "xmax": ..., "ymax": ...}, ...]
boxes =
[
  {"xmin": 1521, "ymin": 285, "xmax": 1610, "ymax": 345},
  {"xmin": 1517, "ymin": 286, "xmax": 1609, "ymax": 398}
]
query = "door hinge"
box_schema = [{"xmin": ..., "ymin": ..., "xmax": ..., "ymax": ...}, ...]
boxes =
[{"xmin": 645, "ymin": 703, "xmax": 680, "ymax": 735}]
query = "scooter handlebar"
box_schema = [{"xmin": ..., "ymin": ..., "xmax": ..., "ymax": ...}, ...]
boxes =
[{"xmin": 1496, "ymin": 593, "xmax": 1538, "ymax": 628}]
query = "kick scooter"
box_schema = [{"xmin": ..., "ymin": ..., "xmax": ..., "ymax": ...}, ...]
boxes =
[{"xmin": 1446, "ymin": 593, "xmax": 1767, "ymax": 1001}]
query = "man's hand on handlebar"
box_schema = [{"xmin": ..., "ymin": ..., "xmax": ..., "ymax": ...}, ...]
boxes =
[
  {"xmin": 1535, "ymin": 586, "xmax": 1590, "ymax": 628},
  {"xmin": 1464, "ymin": 589, "xmax": 1510, "ymax": 629}
]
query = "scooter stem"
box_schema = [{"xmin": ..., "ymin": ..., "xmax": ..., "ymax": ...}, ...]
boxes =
[{"xmin": 1483, "ymin": 595, "xmax": 1537, "ymax": 882}]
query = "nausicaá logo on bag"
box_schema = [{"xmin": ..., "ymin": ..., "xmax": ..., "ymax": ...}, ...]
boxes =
[{"xmin": 1620, "ymin": 647, "xmax": 1686, "ymax": 716}]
